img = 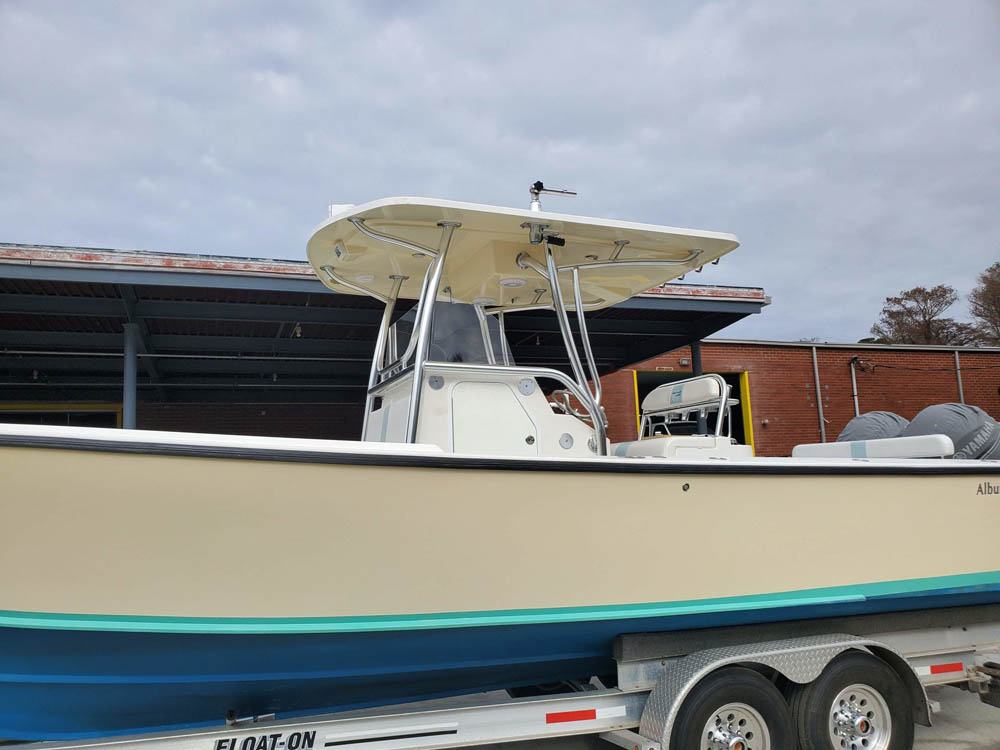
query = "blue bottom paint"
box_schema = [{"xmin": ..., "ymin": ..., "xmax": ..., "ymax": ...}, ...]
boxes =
[{"xmin": 2, "ymin": 585, "xmax": 999, "ymax": 740}]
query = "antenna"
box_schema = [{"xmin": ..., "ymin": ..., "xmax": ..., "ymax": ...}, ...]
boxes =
[{"xmin": 529, "ymin": 181, "xmax": 576, "ymax": 212}]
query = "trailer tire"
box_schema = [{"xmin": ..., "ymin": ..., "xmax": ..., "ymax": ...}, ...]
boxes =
[
  {"xmin": 670, "ymin": 666, "xmax": 793, "ymax": 750},
  {"xmin": 787, "ymin": 650, "xmax": 913, "ymax": 750}
]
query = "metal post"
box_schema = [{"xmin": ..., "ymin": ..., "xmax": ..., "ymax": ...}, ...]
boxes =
[
  {"xmin": 544, "ymin": 243, "xmax": 607, "ymax": 452},
  {"xmin": 362, "ymin": 276, "xmax": 404, "ymax": 440},
  {"xmin": 545, "ymin": 244, "xmax": 590, "ymax": 391},
  {"xmin": 405, "ymin": 222, "xmax": 459, "ymax": 444},
  {"xmin": 474, "ymin": 305, "xmax": 497, "ymax": 366},
  {"xmin": 498, "ymin": 312, "xmax": 510, "ymax": 366},
  {"xmin": 811, "ymin": 346, "xmax": 827, "ymax": 442},
  {"xmin": 691, "ymin": 341, "xmax": 708, "ymax": 435},
  {"xmin": 571, "ymin": 267, "xmax": 602, "ymax": 407},
  {"xmin": 122, "ymin": 323, "xmax": 138, "ymax": 429},
  {"xmin": 954, "ymin": 350, "xmax": 965, "ymax": 403},
  {"xmin": 849, "ymin": 357, "xmax": 860, "ymax": 417},
  {"xmin": 690, "ymin": 341, "xmax": 703, "ymax": 376}
]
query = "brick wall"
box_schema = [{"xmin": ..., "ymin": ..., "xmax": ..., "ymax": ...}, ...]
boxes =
[
  {"xmin": 138, "ymin": 403, "xmax": 364, "ymax": 440},
  {"xmin": 600, "ymin": 343, "xmax": 1000, "ymax": 456}
]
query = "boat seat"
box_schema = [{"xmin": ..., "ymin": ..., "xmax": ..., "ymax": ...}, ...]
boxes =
[
  {"xmin": 612, "ymin": 435, "xmax": 753, "ymax": 459},
  {"xmin": 642, "ymin": 376, "xmax": 723, "ymax": 414},
  {"xmin": 791, "ymin": 434, "xmax": 955, "ymax": 459}
]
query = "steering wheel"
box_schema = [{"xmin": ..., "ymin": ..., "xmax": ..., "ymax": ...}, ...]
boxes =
[{"xmin": 548, "ymin": 389, "xmax": 573, "ymax": 415}]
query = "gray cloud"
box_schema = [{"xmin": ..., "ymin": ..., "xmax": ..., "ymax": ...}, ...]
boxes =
[{"xmin": 1, "ymin": 0, "xmax": 997, "ymax": 341}]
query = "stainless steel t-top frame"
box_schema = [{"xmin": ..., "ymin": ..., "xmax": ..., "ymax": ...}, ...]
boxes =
[{"xmin": 343, "ymin": 218, "xmax": 697, "ymax": 456}]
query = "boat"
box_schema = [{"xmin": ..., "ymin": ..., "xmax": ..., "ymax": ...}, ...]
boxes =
[{"xmin": 2, "ymin": 189, "xmax": 999, "ymax": 740}]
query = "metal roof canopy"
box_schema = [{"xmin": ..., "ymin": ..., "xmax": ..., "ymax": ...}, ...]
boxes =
[{"xmin": 0, "ymin": 243, "xmax": 767, "ymax": 405}]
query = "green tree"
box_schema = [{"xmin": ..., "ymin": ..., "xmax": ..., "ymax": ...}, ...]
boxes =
[
  {"xmin": 871, "ymin": 285, "xmax": 980, "ymax": 345},
  {"xmin": 969, "ymin": 263, "xmax": 1000, "ymax": 345}
]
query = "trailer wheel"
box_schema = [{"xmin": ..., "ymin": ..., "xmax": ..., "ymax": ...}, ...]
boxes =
[
  {"xmin": 787, "ymin": 651, "xmax": 913, "ymax": 750},
  {"xmin": 670, "ymin": 666, "xmax": 793, "ymax": 750}
]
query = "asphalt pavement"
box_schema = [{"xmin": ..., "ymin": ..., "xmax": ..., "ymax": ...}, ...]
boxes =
[{"xmin": 916, "ymin": 685, "xmax": 1000, "ymax": 749}]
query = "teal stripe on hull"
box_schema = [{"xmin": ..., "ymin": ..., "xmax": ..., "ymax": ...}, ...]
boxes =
[{"xmin": 3, "ymin": 570, "xmax": 999, "ymax": 634}]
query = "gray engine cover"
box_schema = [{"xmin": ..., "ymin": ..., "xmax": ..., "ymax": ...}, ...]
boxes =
[
  {"xmin": 837, "ymin": 411, "xmax": 909, "ymax": 442},
  {"xmin": 902, "ymin": 403, "xmax": 1000, "ymax": 459}
]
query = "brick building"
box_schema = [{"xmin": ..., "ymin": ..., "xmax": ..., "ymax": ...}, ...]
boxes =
[{"xmin": 600, "ymin": 340, "xmax": 1000, "ymax": 456}]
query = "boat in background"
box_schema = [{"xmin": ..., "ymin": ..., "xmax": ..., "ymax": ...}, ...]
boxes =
[{"xmin": 2, "ymin": 186, "xmax": 998, "ymax": 739}]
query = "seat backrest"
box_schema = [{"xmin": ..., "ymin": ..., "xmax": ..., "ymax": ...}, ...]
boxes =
[{"xmin": 642, "ymin": 375, "xmax": 723, "ymax": 414}]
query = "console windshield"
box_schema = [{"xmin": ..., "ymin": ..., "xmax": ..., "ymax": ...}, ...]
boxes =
[{"xmin": 392, "ymin": 302, "xmax": 513, "ymax": 366}]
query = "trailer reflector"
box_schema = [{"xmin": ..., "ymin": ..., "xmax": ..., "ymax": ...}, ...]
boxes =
[
  {"xmin": 914, "ymin": 662, "xmax": 964, "ymax": 677},
  {"xmin": 545, "ymin": 709, "xmax": 596, "ymax": 724},
  {"xmin": 545, "ymin": 705, "xmax": 626, "ymax": 724}
]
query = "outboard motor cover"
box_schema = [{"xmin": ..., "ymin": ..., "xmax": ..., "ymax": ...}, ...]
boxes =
[
  {"xmin": 837, "ymin": 411, "xmax": 909, "ymax": 442},
  {"xmin": 901, "ymin": 403, "xmax": 1000, "ymax": 459}
]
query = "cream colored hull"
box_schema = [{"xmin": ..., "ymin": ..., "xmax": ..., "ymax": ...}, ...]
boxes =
[{"xmin": 3, "ymin": 436, "xmax": 999, "ymax": 623}]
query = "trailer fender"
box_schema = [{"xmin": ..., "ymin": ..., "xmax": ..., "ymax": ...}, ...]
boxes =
[{"xmin": 866, "ymin": 643, "xmax": 933, "ymax": 726}]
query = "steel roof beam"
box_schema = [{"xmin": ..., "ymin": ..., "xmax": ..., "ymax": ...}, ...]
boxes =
[
  {"xmin": 0, "ymin": 293, "xmax": 125, "ymax": 317},
  {"xmin": 135, "ymin": 300, "xmax": 381, "ymax": 324},
  {"xmin": 0, "ymin": 375, "xmax": 369, "ymax": 388},
  {"xmin": 0, "ymin": 330, "xmax": 359, "ymax": 355},
  {"xmin": 0, "ymin": 330, "xmax": 375, "ymax": 357},
  {"xmin": 0, "ymin": 386, "xmax": 365, "ymax": 405},
  {"xmin": 0, "ymin": 292, "xmax": 385, "ymax": 325},
  {"xmin": 0, "ymin": 353, "xmax": 371, "ymax": 374}
]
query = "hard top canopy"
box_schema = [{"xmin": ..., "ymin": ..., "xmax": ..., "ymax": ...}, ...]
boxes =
[{"xmin": 307, "ymin": 197, "xmax": 739, "ymax": 312}]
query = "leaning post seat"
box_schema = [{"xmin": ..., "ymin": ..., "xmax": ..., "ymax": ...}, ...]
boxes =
[{"xmin": 638, "ymin": 373, "xmax": 736, "ymax": 440}]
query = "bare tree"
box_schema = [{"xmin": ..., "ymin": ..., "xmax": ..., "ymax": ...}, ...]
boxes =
[
  {"xmin": 871, "ymin": 285, "xmax": 981, "ymax": 345},
  {"xmin": 969, "ymin": 263, "xmax": 1000, "ymax": 345}
]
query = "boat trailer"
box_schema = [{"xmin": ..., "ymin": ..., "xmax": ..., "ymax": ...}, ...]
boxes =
[{"xmin": 21, "ymin": 606, "xmax": 1000, "ymax": 750}]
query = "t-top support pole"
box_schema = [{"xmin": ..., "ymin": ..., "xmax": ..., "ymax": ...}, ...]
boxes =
[
  {"xmin": 571, "ymin": 267, "xmax": 602, "ymax": 408},
  {"xmin": 362, "ymin": 275, "xmax": 405, "ymax": 440},
  {"xmin": 405, "ymin": 221, "xmax": 460, "ymax": 444},
  {"xmin": 545, "ymin": 243, "xmax": 607, "ymax": 452}
]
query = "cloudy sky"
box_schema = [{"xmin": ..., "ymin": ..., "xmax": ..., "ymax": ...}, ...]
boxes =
[{"xmin": 1, "ymin": 1, "xmax": 997, "ymax": 341}]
